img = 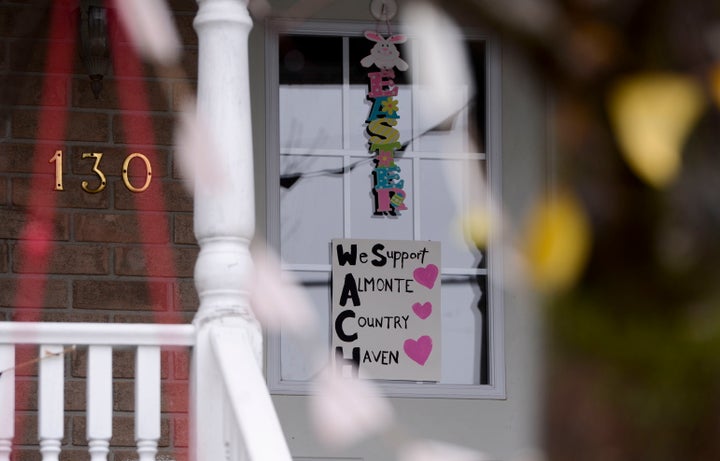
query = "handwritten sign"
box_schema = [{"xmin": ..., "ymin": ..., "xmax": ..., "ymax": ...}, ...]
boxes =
[{"xmin": 332, "ymin": 238, "xmax": 441, "ymax": 381}]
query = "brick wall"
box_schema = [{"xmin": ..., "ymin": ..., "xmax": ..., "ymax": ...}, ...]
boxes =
[{"xmin": 1, "ymin": 1, "xmax": 200, "ymax": 459}]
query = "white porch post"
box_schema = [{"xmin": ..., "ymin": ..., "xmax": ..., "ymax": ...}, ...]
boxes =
[{"xmin": 191, "ymin": 0, "xmax": 260, "ymax": 460}]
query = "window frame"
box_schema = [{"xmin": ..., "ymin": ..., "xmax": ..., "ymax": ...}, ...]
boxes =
[{"xmin": 264, "ymin": 18, "xmax": 505, "ymax": 399}]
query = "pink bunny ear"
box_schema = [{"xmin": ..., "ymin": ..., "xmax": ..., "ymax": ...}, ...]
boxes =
[
  {"xmin": 389, "ymin": 34, "xmax": 407, "ymax": 44},
  {"xmin": 364, "ymin": 30, "xmax": 383, "ymax": 42}
]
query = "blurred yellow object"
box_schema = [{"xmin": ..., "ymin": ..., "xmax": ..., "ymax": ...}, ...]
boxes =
[
  {"xmin": 460, "ymin": 208, "xmax": 492, "ymax": 249},
  {"xmin": 524, "ymin": 192, "xmax": 591, "ymax": 294},
  {"xmin": 711, "ymin": 65, "xmax": 720, "ymax": 107},
  {"xmin": 608, "ymin": 73, "xmax": 705, "ymax": 187}
]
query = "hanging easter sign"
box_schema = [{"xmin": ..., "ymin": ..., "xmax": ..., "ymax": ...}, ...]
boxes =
[{"xmin": 361, "ymin": 31, "xmax": 408, "ymax": 215}]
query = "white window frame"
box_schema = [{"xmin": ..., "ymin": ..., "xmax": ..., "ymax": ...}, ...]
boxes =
[{"xmin": 264, "ymin": 18, "xmax": 505, "ymax": 399}]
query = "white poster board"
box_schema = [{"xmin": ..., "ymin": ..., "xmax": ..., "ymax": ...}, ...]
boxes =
[{"xmin": 331, "ymin": 238, "xmax": 441, "ymax": 381}]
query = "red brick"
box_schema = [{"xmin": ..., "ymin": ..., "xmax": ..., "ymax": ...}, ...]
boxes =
[
  {"xmin": 113, "ymin": 381, "xmax": 134, "ymax": 412},
  {"xmin": 0, "ymin": 40, "xmax": 7, "ymax": 70},
  {"xmin": 168, "ymin": 0, "xmax": 198, "ymax": 13},
  {"xmin": 64, "ymin": 379, "xmax": 85, "ymax": 411},
  {"xmin": 12, "ymin": 243, "xmax": 109, "ymax": 275},
  {"xmin": 112, "ymin": 113, "xmax": 174, "ymax": 146},
  {"xmin": 72, "ymin": 279, "xmax": 169, "ymax": 311},
  {"xmin": 9, "ymin": 448, "xmax": 41, "ymax": 461},
  {"xmin": 39, "ymin": 311, "xmax": 111, "ymax": 323},
  {"xmin": 74, "ymin": 212, "xmax": 169, "ymax": 243},
  {"xmin": 0, "ymin": 177, "xmax": 7, "ymax": 204},
  {"xmin": 4, "ymin": 73, "xmax": 68, "ymax": 107},
  {"xmin": 110, "ymin": 43, "xmax": 155, "ymax": 78},
  {"xmin": 71, "ymin": 348, "xmax": 170, "ymax": 380},
  {"xmin": 115, "ymin": 180, "xmax": 192, "ymax": 212},
  {"xmin": 162, "ymin": 381, "xmax": 189, "ymax": 413},
  {"xmin": 1, "ymin": 5, "xmax": 52, "ymax": 40},
  {"xmin": 110, "ymin": 380, "xmax": 190, "ymax": 413},
  {"xmin": 11, "ymin": 177, "xmax": 109, "ymax": 209},
  {"xmin": 114, "ymin": 245, "xmax": 197, "ymax": 277},
  {"xmin": 58, "ymin": 450, "xmax": 88, "ymax": 461},
  {"xmin": 171, "ymin": 80, "xmax": 197, "ymax": 112},
  {"xmin": 9, "ymin": 40, "xmax": 75, "ymax": 74},
  {"xmin": 173, "ymin": 214, "xmax": 195, "ymax": 245},
  {"xmin": 11, "ymin": 110, "xmax": 109, "ymax": 142},
  {"xmin": 173, "ymin": 280, "xmax": 198, "ymax": 312},
  {"xmin": 72, "ymin": 415, "xmax": 170, "ymax": 447},
  {"xmin": 0, "ymin": 278, "xmax": 69, "ymax": 308},
  {"xmin": 0, "ymin": 242, "xmax": 7, "ymax": 273},
  {"xmin": 15, "ymin": 379, "xmax": 37, "ymax": 411},
  {"xmin": 174, "ymin": 415, "xmax": 189, "ymax": 447},
  {"xmin": 13, "ymin": 345, "xmax": 38, "ymax": 377},
  {"xmin": 0, "ymin": 208, "xmax": 70, "ymax": 240},
  {"xmin": 69, "ymin": 146, "xmax": 170, "ymax": 179},
  {"xmin": 113, "ymin": 312, "xmax": 194, "ymax": 325},
  {"xmin": 172, "ymin": 349, "xmax": 190, "ymax": 380},
  {"xmin": 174, "ymin": 13, "xmax": 198, "ymax": 48},
  {"xmin": 114, "ymin": 449, "xmax": 189, "ymax": 461},
  {"xmin": 1, "ymin": 142, "xmax": 53, "ymax": 174},
  {"xmin": 9, "ymin": 108, "xmax": 59, "ymax": 140},
  {"xmin": 72, "ymin": 77, "xmax": 170, "ymax": 112},
  {"xmin": 161, "ymin": 450, "xmax": 189, "ymax": 461},
  {"xmin": 66, "ymin": 111, "xmax": 111, "ymax": 143},
  {"xmin": 14, "ymin": 414, "xmax": 71, "ymax": 444}
]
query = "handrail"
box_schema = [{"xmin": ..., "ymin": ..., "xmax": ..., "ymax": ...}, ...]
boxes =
[
  {"xmin": 0, "ymin": 322, "xmax": 195, "ymax": 346},
  {"xmin": 210, "ymin": 325, "xmax": 293, "ymax": 461}
]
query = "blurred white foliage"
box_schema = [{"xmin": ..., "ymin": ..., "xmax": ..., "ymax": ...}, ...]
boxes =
[
  {"xmin": 402, "ymin": 1, "xmax": 472, "ymax": 127},
  {"xmin": 310, "ymin": 368, "xmax": 394, "ymax": 448},
  {"xmin": 174, "ymin": 99, "xmax": 227, "ymax": 194},
  {"xmin": 398, "ymin": 439, "xmax": 491, "ymax": 461},
  {"xmin": 704, "ymin": 23, "xmax": 720, "ymax": 59},
  {"xmin": 477, "ymin": 0, "xmax": 560, "ymax": 37},
  {"xmin": 249, "ymin": 246, "xmax": 318, "ymax": 335},
  {"xmin": 113, "ymin": 0, "xmax": 181, "ymax": 66}
]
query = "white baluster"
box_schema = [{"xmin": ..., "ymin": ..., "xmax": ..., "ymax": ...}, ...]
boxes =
[
  {"xmin": 87, "ymin": 346, "xmax": 112, "ymax": 461},
  {"xmin": 0, "ymin": 345, "xmax": 14, "ymax": 461},
  {"xmin": 135, "ymin": 346, "xmax": 160, "ymax": 461},
  {"xmin": 39, "ymin": 345, "xmax": 64, "ymax": 461}
]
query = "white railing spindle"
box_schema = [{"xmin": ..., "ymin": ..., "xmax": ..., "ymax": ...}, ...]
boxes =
[
  {"xmin": 87, "ymin": 346, "xmax": 112, "ymax": 461},
  {"xmin": 39, "ymin": 345, "xmax": 64, "ymax": 461},
  {"xmin": 135, "ymin": 346, "xmax": 160, "ymax": 461},
  {"xmin": 0, "ymin": 345, "xmax": 14, "ymax": 461}
]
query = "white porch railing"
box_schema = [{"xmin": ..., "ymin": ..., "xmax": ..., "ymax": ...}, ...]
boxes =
[
  {"xmin": 0, "ymin": 322, "xmax": 194, "ymax": 461},
  {"xmin": 0, "ymin": 321, "xmax": 292, "ymax": 461}
]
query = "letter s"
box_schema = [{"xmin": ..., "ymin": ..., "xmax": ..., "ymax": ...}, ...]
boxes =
[
  {"xmin": 371, "ymin": 243, "xmax": 387, "ymax": 267},
  {"xmin": 367, "ymin": 119, "xmax": 399, "ymax": 146}
]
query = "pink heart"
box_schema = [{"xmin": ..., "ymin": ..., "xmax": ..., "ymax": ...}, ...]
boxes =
[
  {"xmin": 412, "ymin": 302, "xmax": 432, "ymax": 319},
  {"xmin": 403, "ymin": 335, "xmax": 433, "ymax": 366},
  {"xmin": 413, "ymin": 264, "xmax": 439, "ymax": 289}
]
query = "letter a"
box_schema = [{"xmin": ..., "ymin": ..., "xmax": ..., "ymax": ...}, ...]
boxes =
[{"xmin": 339, "ymin": 273, "xmax": 361, "ymax": 307}]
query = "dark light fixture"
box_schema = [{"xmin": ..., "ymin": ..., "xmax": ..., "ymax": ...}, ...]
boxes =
[{"xmin": 79, "ymin": 0, "xmax": 111, "ymax": 99}]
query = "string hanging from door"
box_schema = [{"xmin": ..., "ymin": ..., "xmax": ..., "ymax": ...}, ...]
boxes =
[{"xmin": 361, "ymin": 0, "xmax": 408, "ymax": 216}]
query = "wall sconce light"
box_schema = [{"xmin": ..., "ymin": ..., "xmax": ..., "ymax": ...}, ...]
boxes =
[{"xmin": 79, "ymin": 0, "xmax": 111, "ymax": 99}]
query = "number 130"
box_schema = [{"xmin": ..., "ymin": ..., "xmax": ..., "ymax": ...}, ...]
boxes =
[{"xmin": 49, "ymin": 150, "xmax": 152, "ymax": 193}]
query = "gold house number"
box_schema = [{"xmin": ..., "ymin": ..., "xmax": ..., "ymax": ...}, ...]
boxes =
[{"xmin": 49, "ymin": 150, "xmax": 152, "ymax": 193}]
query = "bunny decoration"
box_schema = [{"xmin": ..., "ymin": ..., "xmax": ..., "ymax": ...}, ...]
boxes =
[
  {"xmin": 362, "ymin": 29, "xmax": 408, "ymax": 215},
  {"xmin": 361, "ymin": 31, "xmax": 409, "ymax": 71}
]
